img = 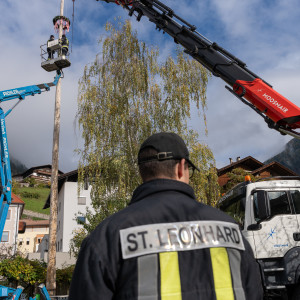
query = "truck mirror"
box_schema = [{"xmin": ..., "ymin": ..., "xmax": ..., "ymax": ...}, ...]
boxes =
[
  {"xmin": 247, "ymin": 223, "xmax": 262, "ymax": 231},
  {"xmin": 257, "ymin": 190, "xmax": 270, "ymax": 221}
]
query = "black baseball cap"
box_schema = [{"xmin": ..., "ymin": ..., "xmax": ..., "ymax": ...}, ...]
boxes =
[{"xmin": 138, "ymin": 132, "xmax": 200, "ymax": 171}]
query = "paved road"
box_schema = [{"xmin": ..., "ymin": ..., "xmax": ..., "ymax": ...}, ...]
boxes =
[{"xmin": 23, "ymin": 209, "xmax": 49, "ymax": 220}]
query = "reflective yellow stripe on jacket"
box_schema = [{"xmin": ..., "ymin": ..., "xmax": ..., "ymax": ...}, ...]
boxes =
[
  {"xmin": 210, "ymin": 248, "xmax": 234, "ymax": 300},
  {"xmin": 160, "ymin": 252, "xmax": 182, "ymax": 300},
  {"xmin": 137, "ymin": 248, "xmax": 244, "ymax": 300}
]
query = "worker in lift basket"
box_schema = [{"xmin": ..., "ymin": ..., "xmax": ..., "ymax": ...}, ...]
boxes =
[
  {"xmin": 47, "ymin": 35, "xmax": 55, "ymax": 60},
  {"xmin": 69, "ymin": 132, "xmax": 263, "ymax": 300},
  {"xmin": 61, "ymin": 34, "xmax": 69, "ymax": 56}
]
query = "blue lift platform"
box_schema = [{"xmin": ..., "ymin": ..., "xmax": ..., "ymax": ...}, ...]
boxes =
[{"xmin": 40, "ymin": 39, "xmax": 71, "ymax": 72}]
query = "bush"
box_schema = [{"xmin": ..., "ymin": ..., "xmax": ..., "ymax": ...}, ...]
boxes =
[
  {"xmin": 0, "ymin": 256, "xmax": 75, "ymax": 297},
  {"xmin": 12, "ymin": 179, "xmax": 21, "ymax": 195},
  {"xmin": 24, "ymin": 177, "xmax": 36, "ymax": 187},
  {"xmin": 37, "ymin": 183, "xmax": 49, "ymax": 189},
  {"xmin": 56, "ymin": 265, "xmax": 75, "ymax": 295},
  {"xmin": 0, "ymin": 256, "xmax": 46, "ymax": 296},
  {"xmin": 21, "ymin": 191, "xmax": 40, "ymax": 199}
]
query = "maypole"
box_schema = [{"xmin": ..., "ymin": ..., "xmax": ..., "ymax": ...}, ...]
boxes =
[{"xmin": 46, "ymin": 0, "xmax": 67, "ymax": 295}]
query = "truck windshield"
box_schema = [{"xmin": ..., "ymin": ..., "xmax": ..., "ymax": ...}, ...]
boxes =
[{"xmin": 219, "ymin": 196, "xmax": 246, "ymax": 228}]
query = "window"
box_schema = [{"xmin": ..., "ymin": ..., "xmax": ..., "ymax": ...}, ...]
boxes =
[
  {"xmin": 253, "ymin": 193, "xmax": 260, "ymax": 222},
  {"xmin": 253, "ymin": 191, "xmax": 291, "ymax": 222},
  {"xmin": 78, "ymin": 197, "xmax": 86, "ymax": 205},
  {"xmin": 221, "ymin": 197, "xmax": 246, "ymax": 228},
  {"xmin": 84, "ymin": 177, "xmax": 89, "ymax": 190},
  {"xmin": 290, "ymin": 190, "xmax": 300, "ymax": 213},
  {"xmin": 218, "ymin": 185, "xmax": 246, "ymax": 229},
  {"xmin": 19, "ymin": 238, "xmax": 23, "ymax": 246},
  {"xmin": 1, "ymin": 231, "xmax": 9, "ymax": 242},
  {"xmin": 6, "ymin": 210, "xmax": 11, "ymax": 220},
  {"xmin": 77, "ymin": 216, "xmax": 86, "ymax": 225},
  {"xmin": 26, "ymin": 238, "xmax": 30, "ymax": 245},
  {"xmin": 268, "ymin": 191, "xmax": 291, "ymax": 216}
]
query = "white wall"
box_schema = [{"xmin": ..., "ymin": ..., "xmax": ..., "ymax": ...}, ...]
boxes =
[
  {"xmin": 57, "ymin": 182, "xmax": 93, "ymax": 253},
  {"xmin": 1, "ymin": 204, "xmax": 22, "ymax": 254},
  {"xmin": 28, "ymin": 251, "xmax": 76, "ymax": 269},
  {"xmin": 18, "ymin": 224, "xmax": 48, "ymax": 254}
]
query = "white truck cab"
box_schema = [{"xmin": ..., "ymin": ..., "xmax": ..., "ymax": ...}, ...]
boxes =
[{"xmin": 217, "ymin": 177, "xmax": 300, "ymax": 299}]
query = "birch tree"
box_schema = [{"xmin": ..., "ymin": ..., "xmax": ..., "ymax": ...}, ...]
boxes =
[{"xmin": 71, "ymin": 19, "xmax": 219, "ymax": 255}]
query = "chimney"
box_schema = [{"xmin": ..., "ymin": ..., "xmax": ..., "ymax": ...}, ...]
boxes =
[
  {"xmin": 236, "ymin": 156, "xmax": 240, "ymax": 162},
  {"xmin": 229, "ymin": 158, "xmax": 233, "ymax": 164}
]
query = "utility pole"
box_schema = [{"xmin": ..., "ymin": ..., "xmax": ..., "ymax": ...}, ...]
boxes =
[{"xmin": 46, "ymin": 0, "xmax": 64, "ymax": 295}]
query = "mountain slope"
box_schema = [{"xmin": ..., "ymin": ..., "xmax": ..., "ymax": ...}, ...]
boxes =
[
  {"xmin": 265, "ymin": 138, "xmax": 300, "ymax": 175},
  {"xmin": 10, "ymin": 156, "xmax": 27, "ymax": 176}
]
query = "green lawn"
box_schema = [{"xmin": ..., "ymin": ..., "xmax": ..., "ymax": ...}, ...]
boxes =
[
  {"xmin": 21, "ymin": 214, "xmax": 46, "ymax": 221},
  {"xmin": 14, "ymin": 186, "xmax": 50, "ymax": 215}
]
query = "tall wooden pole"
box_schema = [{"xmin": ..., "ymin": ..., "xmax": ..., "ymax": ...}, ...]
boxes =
[{"xmin": 46, "ymin": 0, "xmax": 64, "ymax": 295}]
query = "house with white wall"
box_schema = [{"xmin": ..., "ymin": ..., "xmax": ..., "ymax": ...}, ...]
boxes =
[
  {"xmin": 43, "ymin": 169, "xmax": 94, "ymax": 253},
  {"xmin": 0, "ymin": 193, "xmax": 24, "ymax": 255},
  {"xmin": 17, "ymin": 219, "xmax": 49, "ymax": 254},
  {"xmin": 28, "ymin": 234, "xmax": 76, "ymax": 268}
]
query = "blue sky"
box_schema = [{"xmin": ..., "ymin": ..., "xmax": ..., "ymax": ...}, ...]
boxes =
[{"xmin": 0, "ymin": 0, "xmax": 300, "ymax": 172}]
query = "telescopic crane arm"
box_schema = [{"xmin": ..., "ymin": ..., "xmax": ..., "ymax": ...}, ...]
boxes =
[{"xmin": 97, "ymin": 0, "xmax": 300, "ymax": 139}]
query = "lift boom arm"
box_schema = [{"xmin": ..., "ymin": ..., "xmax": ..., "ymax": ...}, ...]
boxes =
[
  {"xmin": 0, "ymin": 71, "xmax": 61, "ymax": 103},
  {"xmin": 97, "ymin": 0, "xmax": 300, "ymax": 139}
]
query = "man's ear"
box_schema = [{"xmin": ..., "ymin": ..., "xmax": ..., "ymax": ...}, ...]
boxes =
[{"xmin": 177, "ymin": 159, "xmax": 186, "ymax": 179}]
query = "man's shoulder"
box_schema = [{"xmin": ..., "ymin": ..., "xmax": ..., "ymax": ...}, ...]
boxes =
[
  {"xmin": 196, "ymin": 201, "xmax": 237, "ymax": 223},
  {"xmin": 89, "ymin": 205, "xmax": 131, "ymax": 236},
  {"xmin": 87, "ymin": 197, "xmax": 237, "ymax": 244}
]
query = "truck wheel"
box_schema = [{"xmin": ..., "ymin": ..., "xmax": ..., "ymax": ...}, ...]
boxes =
[{"xmin": 289, "ymin": 284, "xmax": 300, "ymax": 300}]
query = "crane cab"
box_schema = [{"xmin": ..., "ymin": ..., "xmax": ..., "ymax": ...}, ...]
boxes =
[{"xmin": 40, "ymin": 39, "xmax": 71, "ymax": 72}]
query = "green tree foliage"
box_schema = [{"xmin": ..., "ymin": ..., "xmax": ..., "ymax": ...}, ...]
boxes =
[
  {"xmin": 0, "ymin": 256, "xmax": 46, "ymax": 293},
  {"xmin": 73, "ymin": 19, "xmax": 219, "ymax": 254},
  {"xmin": 0, "ymin": 255, "xmax": 74, "ymax": 296},
  {"xmin": 221, "ymin": 167, "xmax": 259, "ymax": 194},
  {"xmin": 70, "ymin": 228, "xmax": 87, "ymax": 258},
  {"xmin": 24, "ymin": 177, "xmax": 36, "ymax": 187},
  {"xmin": 56, "ymin": 265, "xmax": 75, "ymax": 294},
  {"xmin": 12, "ymin": 179, "xmax": 21, "ymax": 195}
]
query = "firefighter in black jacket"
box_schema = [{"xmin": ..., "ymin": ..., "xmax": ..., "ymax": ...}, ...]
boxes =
[
  {"xmin": 69, "ymin": 132, "xmax": 263, "ymax": 300},
  {"xmin": 47, "ymin": 35, "xmax": 55, "ymax": 60},
  {"xmin": 61, "ymin": 34, "xmax": 69, "ymax": 56}
]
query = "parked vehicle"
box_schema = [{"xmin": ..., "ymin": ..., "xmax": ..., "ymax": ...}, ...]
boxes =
[{"xmin": 217, "ymin": 176, "xmax": 300, "ymax": 299}]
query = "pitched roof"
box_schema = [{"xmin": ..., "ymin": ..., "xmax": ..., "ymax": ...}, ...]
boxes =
[
  {"xmin": 13, "ymin": 164, "xmax": 64, "ymax": 178},
  {"xmin": 217, "ymin": 156, "xmax": 264, "ymax": 176},
  {"xmin": 252, "ymin": 161, "xmax": 298, "ymax": 176},
  {"xmin": 21, "ymin": 219, "xmax": 50, "ymax": 227},
  {"xmin": 11, "ymin": 193, "xmax": 25, "ymax": 205}
]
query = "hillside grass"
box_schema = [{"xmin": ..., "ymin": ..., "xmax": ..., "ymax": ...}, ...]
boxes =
[{"xmin": 14, "ymin": 186, "xmax": 50, "ymax": 215}]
